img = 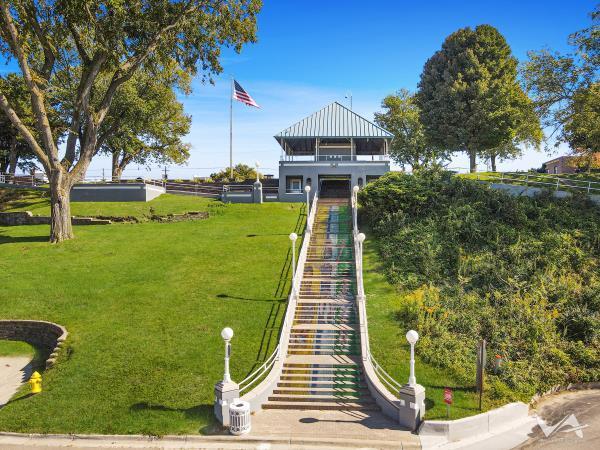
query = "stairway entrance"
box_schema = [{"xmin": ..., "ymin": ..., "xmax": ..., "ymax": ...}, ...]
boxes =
[
  {"xmin": 319, "ymin": 177, "xmax": 351, "ymax": 198},
  {"xmin": 264, "ymin": 198, "xmax": 377, "ymax": 412}
]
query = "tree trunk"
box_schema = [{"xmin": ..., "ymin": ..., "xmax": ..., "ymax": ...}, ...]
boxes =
[
  {"xmin": 8, "ymin": 135, "xmax": 18, "ymax": 175},
  {"xmin": 49, "ymin": 170, "xmax": 74, "ymax": 243},
  {"xmin": 111, "ymin": 151, "xmax": 122, "ymax": 181},
  {"xmin": 490, "ymin": 154, "xmax": 497, "ymax": 172},
  {"xmin": 469, "ymin": 150, "xmax": 477, "ymax": 173}
]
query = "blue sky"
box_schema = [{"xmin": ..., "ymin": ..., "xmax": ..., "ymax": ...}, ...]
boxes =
[{"xmin": 2, "ymin": 1, "xmax": 597, "ymax": 178}]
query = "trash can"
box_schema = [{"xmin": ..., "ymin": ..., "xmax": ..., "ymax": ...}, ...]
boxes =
[{"xmin": 229, "ymin": 400, "xmax": 251, "ymax": 435}]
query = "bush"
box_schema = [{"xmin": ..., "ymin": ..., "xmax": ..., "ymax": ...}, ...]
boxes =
[{"xmin": 359, "ymin": 171, "xmax": 600, "ymax": 400}]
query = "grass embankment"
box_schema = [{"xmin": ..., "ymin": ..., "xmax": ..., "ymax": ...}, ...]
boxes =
[
  {"xmin": 364, "ymin": 241, "xmax": 491, "ymax": 419},
  {"xmin": 359, "ymin": 171, "xmax": 600, "ymax": 415},
  {"xmin": 0, "ymin": 188, "xmax": 213, "ymax": 218},
  {"xmin": 0, "ymin": 195, "xmax": 304, "ymax": 435}
]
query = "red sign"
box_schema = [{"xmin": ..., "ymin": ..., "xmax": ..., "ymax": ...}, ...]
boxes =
[{"xmin": 444, "ymin": 387, "xmax": 453, "ymax": 405}]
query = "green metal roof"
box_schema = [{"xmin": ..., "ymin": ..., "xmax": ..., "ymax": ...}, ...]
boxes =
[{"xmin": 275, "ymin": 102, "xmax": 393, "ymax": 139}]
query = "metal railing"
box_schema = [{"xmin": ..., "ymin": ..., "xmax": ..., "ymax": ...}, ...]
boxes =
[
  {"xmin": 281, "ymin": 154, "xmax": 390, "ymax": 163},
  {"xmin": 352, "ymin": 187, "xmax": 404, "ymax": 403},
  {"xmin": 239, "ymin": 344, "xmax": 280, "ymax": 394},
  {"xmin": 0, "ymin": 172, "xmax": 41, "ymax": 187},
  {"xmin": 476, "ymin": 172, "xmax": 600, "ymax": 195}
]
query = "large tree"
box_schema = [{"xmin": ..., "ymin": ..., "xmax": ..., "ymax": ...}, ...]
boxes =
[
  {"xmin": 522, "ymin": 6, "xmax": 598, "ymax": 159},
  {"xmin": 374, "ymin": 89, "xmax": 450, "ymax": 170},
  {"xmin": 563, "ymin": 82, "xmax": 600, "ymax": 172},
  {"xmin": 417, "ymin": 24, "xmax": 541, "ymax": 172},
  {"xmin": 0, "ymin": 0, "xmax": 261, "ymax": 242},
  {"xmin": 98, "ymin": 72, "xmax": 192, "ymax": 181}
]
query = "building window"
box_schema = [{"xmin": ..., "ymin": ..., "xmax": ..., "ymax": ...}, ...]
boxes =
[
  {"xmin": 357, "ymin": 177, "xmax": 364, "ymax": 187},
  {"xmin": 286, "ymin": 176, "xmax": 303, "ymax": 193},
  {"xmin": 366, "ymin": 175, "xmax": 380, "ymax": 184},
  {"xmin": 553, "ymin": 166, "xmax": 558, "ymax": 174},
  {"xmin": 306, "ymin": 177, "xmax": 312, "ymax": 187}
]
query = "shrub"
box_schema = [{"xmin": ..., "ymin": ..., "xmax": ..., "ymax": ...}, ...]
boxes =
[{"xmin": 360, "ymin": 171, "xmax": 600, "ymax": 400}]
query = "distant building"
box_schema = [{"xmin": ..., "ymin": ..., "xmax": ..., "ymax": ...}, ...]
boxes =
[
  {"xmin": 275, "ymin": 102, "xmax": 392, "ymax": 200},
  {"xmin": 544, "ymin": 153, "xmax": 600, "ymax": 174}
]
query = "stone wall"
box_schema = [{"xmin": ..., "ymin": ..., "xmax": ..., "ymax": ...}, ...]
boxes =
[
  {"xmin": 0, "ymin": 320, "xmax": 68, "ymax": 369},
  {"xmin": 0, "ymin": 211, "xmax": 111, "ymax": 226}
]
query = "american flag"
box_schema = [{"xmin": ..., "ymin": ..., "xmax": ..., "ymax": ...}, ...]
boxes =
[{"xmin": 233, "ymin": 80, "xmax": 260, "ymax": 108}]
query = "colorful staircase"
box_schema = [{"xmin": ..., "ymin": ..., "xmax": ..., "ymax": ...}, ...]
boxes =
[{"xmin": 263, "ymin": 198, "xmax": 378, "ymax": 411}]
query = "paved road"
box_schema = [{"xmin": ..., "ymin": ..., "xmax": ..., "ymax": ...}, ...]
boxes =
[{"xmin": 515, "ymin": 389, "xmax": 600, "ymax": 449}]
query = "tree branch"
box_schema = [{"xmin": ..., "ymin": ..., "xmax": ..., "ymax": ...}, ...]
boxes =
[
  {"xmin": 0, "ymin": 1, "xmax": 58, "ymax": 167},
  {"xmin": 24, "ymin": 0, "xmax": 55, "ymax": 81},
  {"xmin": 0, "ymin": 91, "xmax": 50, "ymax": 172}
]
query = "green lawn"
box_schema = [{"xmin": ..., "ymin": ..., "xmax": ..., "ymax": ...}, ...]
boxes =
[
  {"xmin": 0, "ymin": 189, "xmax": 215, "ymax": 218},
  {"xmin": 0, "ymin": 340, "xmax": 35, "ymax": 357},
  {"xmin": 363, "ymin": 237, "xmax": 504, "ymax": 420},
  {"xmin": 0, "ymin": 198, "xmax": 304, "ymax": 435}
]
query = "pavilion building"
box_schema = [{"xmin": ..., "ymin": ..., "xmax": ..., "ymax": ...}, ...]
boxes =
[{"xmin": 275, "ymin": 102, "xmax": 393, "ymax": 200}]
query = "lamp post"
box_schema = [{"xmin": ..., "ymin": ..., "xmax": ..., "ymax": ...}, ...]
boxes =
[
  {"xmin": 289, "ymin": 232, "xmax": 298, "ymax": 281},
  {"xmin": 357, "ymin": 232, "xmax": 365, "ymax": 256},
  {"xmin": 221, "ymin": 327, "xmax": 234, "ymax": 383},
  {"xmin": 406, "ymin": 330, "xmax": 419, "ymax": 386},
  {"xmin": 352, "ymin": 185, "xmax": 359, "ymax": 228},
  {"xmin": 304, "ymin": 185, "xmax": 311, "ymax": 211}
]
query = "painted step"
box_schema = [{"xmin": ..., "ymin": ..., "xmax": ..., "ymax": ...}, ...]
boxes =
[
  {"xmin": 277, "ymin": 380, "xmax": 367, "ymax": 389},
  {"xmin": 267, "ymin": 394, "xmax": 375, "ymax": 403},
  {"xmin": 272, "ymin": 387, "xmax": 369, "ymax": 396}
]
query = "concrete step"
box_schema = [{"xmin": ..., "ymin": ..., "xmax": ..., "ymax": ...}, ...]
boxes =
[
  {"xmin": 277, "ymin": 380, "xmax": 367, "ymax": 388},
  {"xmin": 266, "ymin": 394, "xmax": 376, "ymax": 405},
  {"xmin": 273, "ymin": 387, "xmax": 369, "ymax": 396}
]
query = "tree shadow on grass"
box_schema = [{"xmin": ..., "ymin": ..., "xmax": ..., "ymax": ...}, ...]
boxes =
[
  {"xmin": 0, "ymin": 232, "xmax": 48, "ymax": 245},
  {"xmin": 129, "ymin": 402, "xmax": 227, "ymax": 435}
]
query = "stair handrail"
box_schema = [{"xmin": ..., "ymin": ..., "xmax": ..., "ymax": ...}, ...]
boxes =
[
  {"xmin": 352, "ymin": 187, "xmax": 404, "ymax": 420},
  {"xmin": 240, "ymin": 193, "xmax": 319, "ymax": 410}
]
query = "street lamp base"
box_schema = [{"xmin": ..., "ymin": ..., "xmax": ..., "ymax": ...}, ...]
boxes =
[
  {"xmin": 398, "ymin": 383, "xmax": 426, "ymax": 431},
  {"xmin": 214, "ymin": 380, "xmax": 240, "ymax": 426}
]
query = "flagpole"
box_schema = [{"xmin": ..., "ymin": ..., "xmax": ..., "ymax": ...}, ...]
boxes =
[{"xmin": 229, "ymin": 77, "xmax": 233, "ymax": 179}]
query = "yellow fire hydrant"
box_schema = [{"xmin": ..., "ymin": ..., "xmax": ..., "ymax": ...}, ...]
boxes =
[{"xmin": 29, "ymin": 371, "xmax": 42, "ymax": 394}]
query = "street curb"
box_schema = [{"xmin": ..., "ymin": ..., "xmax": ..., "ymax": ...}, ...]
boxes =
[{"xmin": 0, "ymin": 432, "xmax": 418, "ymax": 449}]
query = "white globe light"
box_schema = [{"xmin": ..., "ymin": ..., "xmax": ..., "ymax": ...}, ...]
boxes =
[
  {"xmin": 304, "ymin": 185, "xmax": 311, "ymax": 193},
  {"xmin": 406, "ymin": 330, "xmax": 419, "ymax": 345},
  {"xmin": 357, "ymin": 232, "xmax": 366, "ymax": 243},
  {"xmin": 353, "ymin": 185, "xmax": 360, "ymax": 193},
  {"xmin": 221, "ymin": 327, "xmax": 234, "ymax": 341},
  {"xmin": 289, "ymin": 232, "xmax": 298, "ymax": 241}
]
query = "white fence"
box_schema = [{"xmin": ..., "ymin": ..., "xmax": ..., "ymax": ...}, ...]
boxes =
[{"xmin": 475, "ymin": 172, "xmax": 600, "ymax": 194}]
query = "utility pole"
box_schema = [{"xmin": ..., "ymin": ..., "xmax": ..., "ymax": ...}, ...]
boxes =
[{"xmin": 163, "ymin": 166, "xmax": 168, "ymax": 181}]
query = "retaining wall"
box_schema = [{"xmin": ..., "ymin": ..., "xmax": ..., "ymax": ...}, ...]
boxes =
[
  {"xmin": 0, "ymin": 320, "xmax": 68, "ymax": 369},
  {"xmin": 418, "ymin": 402, "xmax": 529, "ymax": 441},
  {"xmin": 0, "ymin": 211, "xmax": 111, "ymax": 226}
]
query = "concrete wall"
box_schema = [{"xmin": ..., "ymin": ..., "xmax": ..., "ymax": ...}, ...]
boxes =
[
  {"xmin": 419, "ymin": 402, "xmax": 529, "ymax": 442},
  {"xmin": 278, "ymin": 161, "xmax": 389, "ymax": 201},
  {"xmin": 70, "ymin": 183, "xmax": 165, "ymax": 202},
  {"xmin": 0, "ymin": 320, "xmax": 68, "ymax": 369}
]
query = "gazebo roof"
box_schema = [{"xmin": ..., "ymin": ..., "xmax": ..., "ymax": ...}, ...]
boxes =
[{"xmin": 275, "ymin": 102, "xmax": 393, "ymax": 139}]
